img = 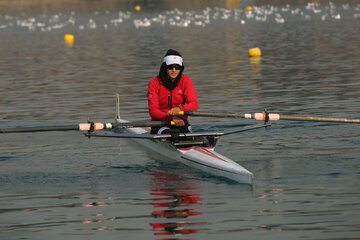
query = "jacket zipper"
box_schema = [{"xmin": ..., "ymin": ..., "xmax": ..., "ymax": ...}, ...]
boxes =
[{"xmin": 168, "ymin": 91, "xmax": 172, "ymax": 108}]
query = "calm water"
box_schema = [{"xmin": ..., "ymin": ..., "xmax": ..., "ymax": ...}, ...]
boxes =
[{"xmin": 1, "ymin": 1, "xmax": 360, "ymax": 239}]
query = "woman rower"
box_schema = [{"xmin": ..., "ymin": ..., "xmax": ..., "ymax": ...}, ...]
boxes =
[{"xmin": 147, "ymin": 49, "xmax": 198, "ymax": 134}]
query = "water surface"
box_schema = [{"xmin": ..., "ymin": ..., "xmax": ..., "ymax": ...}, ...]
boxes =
[{"xmin": 1, "ymin": 1, "xmax": 360, "ymax": 239}]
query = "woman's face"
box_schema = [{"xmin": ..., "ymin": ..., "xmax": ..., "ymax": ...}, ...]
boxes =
[{"xmin": 166, "ymin": 64, "xmax": 181, "ymax": 81}]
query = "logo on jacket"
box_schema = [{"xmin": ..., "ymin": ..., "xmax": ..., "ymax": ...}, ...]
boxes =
[{"xmin": 177, "ymin": 89, "xmax": 182, "ymax": 95}]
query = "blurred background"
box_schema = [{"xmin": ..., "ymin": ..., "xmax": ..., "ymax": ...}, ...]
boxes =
[{"xmin": 0, "ymin": 1, "xmax": 359, "ymax": 240}]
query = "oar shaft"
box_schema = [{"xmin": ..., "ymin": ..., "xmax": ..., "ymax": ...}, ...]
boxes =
[
  {"xmin": 278, "ymin": 115, "xmax": 360, "ymax": 123},
  {"xmin": 0, "ymin": 121, "xmax": 175, "ymax": 134},
  {"xmin": 182, "ymin": 111, "xmax": 360, "ymax": 124},
  {"xmin": 0, "ymin": 125, "xmax": 79, "ymax": 133}
]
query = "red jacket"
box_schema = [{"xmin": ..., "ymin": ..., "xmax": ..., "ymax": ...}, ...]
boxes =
[{"xmin": 148, "ymin": 74, "xmax": 198, "ymax": 121}]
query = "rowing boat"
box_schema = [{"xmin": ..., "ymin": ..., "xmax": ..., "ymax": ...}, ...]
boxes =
[
  {"xmin": 79, "ymin": 96, "xmax": 269, "ymax": 184},
  {"xmin": 85, "ymin": 115, "xmax": 268, "ymax": 184},
  {"xmin": 118, "ymin": 118, "xmax": 256, "ymax": 184}
]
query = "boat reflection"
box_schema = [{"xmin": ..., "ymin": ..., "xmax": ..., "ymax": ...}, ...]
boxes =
[{"xmin": 149, "ymin": 172, "xmax": 207, "ymax": 239}]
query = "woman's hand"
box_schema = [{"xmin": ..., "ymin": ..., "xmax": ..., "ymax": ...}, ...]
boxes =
[
  {"xmin": 167, "ymin": 107, "xmax": 181, "ymax": 116},
  {"xmin": 167, "ymin": 107, "xmax": 184, "ymax": 126},
  {"xmin": 172, "ymin": 117, "xmax": 185, "ymax": 126}
]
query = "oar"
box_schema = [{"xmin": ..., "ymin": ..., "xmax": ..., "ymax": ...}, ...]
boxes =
[
  {"xmin": 0, "ymin": 120, "xmax": 175, "ymax": 134},
  {"xmin": 180, "ymin": 111, "xmax": 360, "ymax": 124}
]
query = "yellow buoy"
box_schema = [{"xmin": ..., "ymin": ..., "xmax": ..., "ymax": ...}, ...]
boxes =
[
  {"xmin": 135, "ymin": 5, "xmax": 141, "ymax": 11},
  {"xmin": 248, "ymin": 47, "xmax": 261, "ymax": 57},
  {"xmin": 246, "ymin": 6, "xmax": 253, "ymax": 12},
  {"xmin": 64, "ymin": 34, "xmax": 74, "ymax": 46}
]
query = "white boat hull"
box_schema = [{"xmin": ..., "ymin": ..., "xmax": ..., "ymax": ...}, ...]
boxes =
[{"xmin": 116, "ymin": 118, "xmax": 253, "ymax": 184}]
